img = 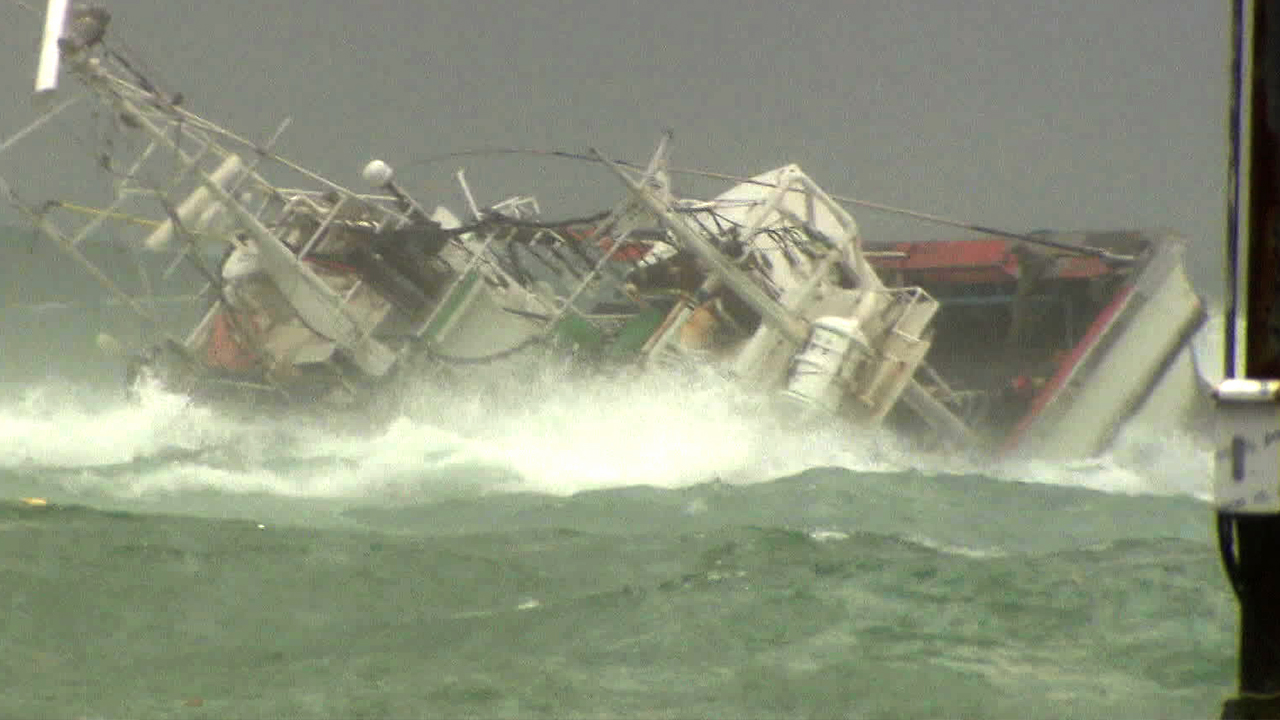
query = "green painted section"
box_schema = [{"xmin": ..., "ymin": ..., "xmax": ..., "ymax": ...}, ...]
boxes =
[
  {"xmin": 548, "ymin": 305, "xmax": 670, "ymax": 363},
  {"xmin": 603, "ymin": 305, "xmax": 668, "ymax": 360},
  {"xmin": 551, "ymin": 312, "xmax": 608, "ymax": 357},
  {"xmin": 423, "ymin": 270, "xmax": 480, "ymax": 341}
]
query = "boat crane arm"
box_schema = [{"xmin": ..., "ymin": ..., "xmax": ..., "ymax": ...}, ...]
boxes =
[
  {"xmin": 595, "ymin": 144, "xmax": 979, "ymax": 448},
  {"xmin": 592, "ymin": 148, "xmax": 810, "ymax": 345}
]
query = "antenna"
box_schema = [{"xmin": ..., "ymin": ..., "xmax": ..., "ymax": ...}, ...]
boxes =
[{"xmin": 33, "ymin": 0, "xmax": 69, "ymax": 97}]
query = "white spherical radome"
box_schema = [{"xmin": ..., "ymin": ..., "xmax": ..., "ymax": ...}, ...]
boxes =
[{"xmin": 361, "ymin": 159, "xmax": 394, "ymax": 187}]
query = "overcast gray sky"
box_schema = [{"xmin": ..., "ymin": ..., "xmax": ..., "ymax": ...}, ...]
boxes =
[{"xmin": 1, "ymin": 0, "xmax": 1227, "ymax": 295}]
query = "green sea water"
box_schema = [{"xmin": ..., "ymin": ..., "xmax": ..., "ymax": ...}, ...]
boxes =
[{"xmin": 0, "ymin": 373, "xmax": 1235, "ymax": 720}]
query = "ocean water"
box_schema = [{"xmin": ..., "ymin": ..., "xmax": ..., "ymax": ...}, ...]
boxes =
[{"xmin": 0, "ymin": 357, "xmax": 1236, "ymax": 719}]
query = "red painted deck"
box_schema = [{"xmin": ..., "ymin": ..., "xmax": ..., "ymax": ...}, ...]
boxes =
[{"xmin": 869, "ymin": 239, "xmax": 1111, "ymax": 284}]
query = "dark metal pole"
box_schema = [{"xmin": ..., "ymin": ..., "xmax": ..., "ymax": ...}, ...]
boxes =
[
  {"xmin": 1220, "ymin": 2, "xmax": 1280, "ymax": 718},
  {"xmin": 1221, "ymin": 514, "xmax": 1280, "ymax": 718}
]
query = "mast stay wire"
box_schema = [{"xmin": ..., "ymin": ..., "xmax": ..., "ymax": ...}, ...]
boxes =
[{"xmin": 403, "ymin": 146, "xmax": 1135, "ymax": 263}]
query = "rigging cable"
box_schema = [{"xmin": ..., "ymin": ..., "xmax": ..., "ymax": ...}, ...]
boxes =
[{"xmin": 403, "ymin": 146, "xmax": 1134, "ymax": 263}]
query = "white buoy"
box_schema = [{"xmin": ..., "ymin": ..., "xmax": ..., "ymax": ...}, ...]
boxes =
[
  {"xmin": 362, "ymin": 159, "xmax": 394, "ymax": 188},
  {"xmin": 144, "ymin": 154, "xmax": 244, "ymax": 250}
]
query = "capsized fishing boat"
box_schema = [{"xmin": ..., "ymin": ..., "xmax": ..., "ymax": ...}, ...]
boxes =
[
  {"xmin": 866, "ymin": 231, "xmax": 1207, "ymax": 457},
  {"xmin": 0, "ymin": 4, "xmax": 1207, "ymax": 458}
]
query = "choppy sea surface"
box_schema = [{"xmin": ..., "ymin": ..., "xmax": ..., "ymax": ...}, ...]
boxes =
[{"xmin": 0, "ymin": 355, "xmax": 1236, "ymax": 719}]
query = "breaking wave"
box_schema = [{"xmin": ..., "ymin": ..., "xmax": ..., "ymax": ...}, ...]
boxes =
[{"xmin": 0, "ymin": 357, "xmax": 1214, "ymax": 505}]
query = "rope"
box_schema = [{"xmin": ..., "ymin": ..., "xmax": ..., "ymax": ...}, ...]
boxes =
[
  {"xmin": 421, "ymin": 334, "xmax": 544, "ymax": 365},
  {"xmin": 47, "ymin": 200, "xmax": 161, "ymax": 227}
]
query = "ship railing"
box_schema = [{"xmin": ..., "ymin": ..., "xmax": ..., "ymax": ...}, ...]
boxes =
[
  {"xmin": 883, "ymin": 285, "xmax": 939, "ymax": 344},
  {"xmin": 512, "ymin": 136, "xmax": 681, "ymax": 346},
  {"xmin": 410, "ymin": 226, "xmax": 509, "ymax": 340}
]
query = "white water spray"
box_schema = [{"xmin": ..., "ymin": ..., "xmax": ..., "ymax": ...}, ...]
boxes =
[{"xmin": 0, "ymin": 349, "xmax": 1216, "ymax": 503}]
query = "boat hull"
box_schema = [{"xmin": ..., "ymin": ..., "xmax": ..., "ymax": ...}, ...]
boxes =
[{"xmin": 1004, "ymin": 236, "xmax": 1206, "ymax": 457}]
